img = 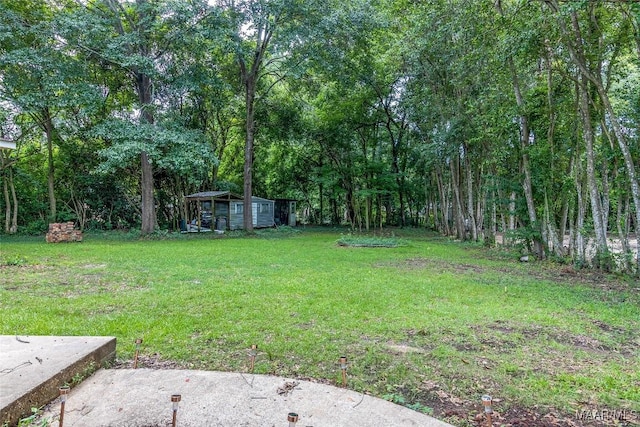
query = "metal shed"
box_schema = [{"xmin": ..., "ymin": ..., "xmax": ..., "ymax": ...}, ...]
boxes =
[{"xmin": 184, "ymin": 191, "xmax": 275, "ymax": 231}]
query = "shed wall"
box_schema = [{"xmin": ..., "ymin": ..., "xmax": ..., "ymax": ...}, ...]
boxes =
[
  {"xmin": 229, "ymin": 202, "xmax": 243, "ymax": 230},
  {"xmin": 228, "ymin": 201, "xmax": 274, "ymax": 230},
  {"xmin": 254, "ymin": 201, "xmax": 275, "ymax": 228}
]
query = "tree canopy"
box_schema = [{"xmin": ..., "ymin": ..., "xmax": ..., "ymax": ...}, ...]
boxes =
[{"xmin": 1, "ymin": 0, "xmax": 639, "ymax": 273}]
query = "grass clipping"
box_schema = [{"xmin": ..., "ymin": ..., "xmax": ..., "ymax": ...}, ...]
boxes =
[{"xmin": 337, "ymin": 234, "xmax": 407, "ymax": 248}]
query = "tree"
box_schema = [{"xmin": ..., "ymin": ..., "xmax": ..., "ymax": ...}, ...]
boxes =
[
  {"xmin": 61, "ymin": 0, "xmax": 219, "ymax": 233},
  {"xmin": 543, "ymin": 0, "xmax": 640, "ymax": 271},
  {"xmin": 0, "ymin": 0, "xmax": 97, "ymax": 223},
  {"xmin": 220, "ymin": 0, "xmax": 322, "ymax": 231}
]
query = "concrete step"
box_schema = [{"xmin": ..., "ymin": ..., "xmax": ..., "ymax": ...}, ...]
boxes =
[{"xmin": 0, "ymin": 335, "xmax": 116, "ymax": 426}]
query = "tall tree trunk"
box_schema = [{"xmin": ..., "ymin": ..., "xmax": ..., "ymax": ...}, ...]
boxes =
[
  {"xmin": 237, "ymin": 18, "xmax": 272, "ymax": 232},
  {"xmin": 42, "ymin": 108, "xmax": 56, "ymax": 222},
  {"xmin": 496, "ymin": 1, "xmax": 544, "ymax": 258},
  {"xmin": 576, "ymin": 74, "xmax": 609, "ymax": 267},
  {"xmin": 543, "ymin": 45, "xmax": 564, "ymax": 257},
  {"xmin": 104, "ymin": 0, "xmax": 158, "ymax": 235},
  {"xmin": 243, "ymin": 74, "xmax": 256, "ymax": 232},
  {"xmin": 137, "ymin": 72, "xmax": 157, "ymax": 234}
]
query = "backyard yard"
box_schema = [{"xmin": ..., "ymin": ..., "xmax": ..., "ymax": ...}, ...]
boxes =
[{"xmin": 1, "ymin": 229, "xmax": 638, "ymax": 426}]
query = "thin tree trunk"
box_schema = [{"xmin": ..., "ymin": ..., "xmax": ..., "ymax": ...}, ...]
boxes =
[
  {"xmin": 236, "ymin": 10, "xmax": 274, "ymax": 232},
  {"xmin": 544, "ymin": 192, "xmax": 563, "ymax": 257},
  {"xmin": 617, "ymin": 195, "xmax": 632, "ymax": 272},
  {"xmin": 577, "ymin": 73, "xmax": 610, "ymax": 268},
  {"xmin": 450, "ymin": 154, "xmax": 466, "ymax": 240},
  {"xmin": 475, "ymin": 166, "xmax": 484, "ymax": 239},
  {"xmin": 435, "ymin": 168, "xmax": 450, "ymax": 236},
  {"xmin": 43, "ymin": 108, "xmax": 56, "ymax": 222},
  {"xmin": 10, "ymin": 167, "xmax": 17, "ymax": 233},
  {"xmin": 573, "ymin": 153, "xmax": 588, "ymax": 264},
  {"xmin": 544, "ymin": 44, "xmax": 564, "ymax": 257},
  {"xmin": 3, "ymin": 159, "xmax": 12, "ymax": 233},
  {"xmin": 496, "ymin": 1, "xmax": 544, "ymax": 258},
  {"xmin": 464, "ymin": 143, "xmax": 477, "ymax": 241},
  {"xmin": 243, "ymin": 75, "xmax": 256, "ymax": 232}
]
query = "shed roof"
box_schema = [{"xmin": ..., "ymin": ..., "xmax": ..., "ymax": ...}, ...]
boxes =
[
  {"xmin": 185, "ymin": 191, "xmax": 274, "ymax": 203},
  {"xmin": 247, "ymin": 196, "xmax": 274, "ymax": 203},
  {"xmin": 185, "ymin": 191, "xmax": 242, "ymax": 201}
]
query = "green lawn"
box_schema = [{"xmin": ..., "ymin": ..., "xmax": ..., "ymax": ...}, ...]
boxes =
[{"xmin": 1, "ymin": 229, "xmax": 638, "ymax": 426}]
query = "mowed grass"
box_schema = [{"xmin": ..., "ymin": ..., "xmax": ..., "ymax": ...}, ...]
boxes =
[{"xmin": 1, "ymin": 230, "xmax": 639, "ymax": 424}]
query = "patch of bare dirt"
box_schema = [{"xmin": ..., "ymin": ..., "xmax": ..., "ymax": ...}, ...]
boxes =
[
  {"xmin": 111, "ymin": 354, "xmax": 189, "ymax": 370},
  {"xmin": 376, "ymin": 257, "xmax": 485, "ymax": 274},
  {"xmin": 479, "ymin": 320, "xmax": 639, "ymax": 359},
  {"xmin": 411, "ymin": 383, "xmax": 639, "ymax": 427}
]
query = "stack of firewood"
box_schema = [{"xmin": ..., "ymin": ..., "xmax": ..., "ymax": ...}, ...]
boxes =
[{"xmin": 46, "ymin": 222, "xmax": 83, "ymax": 243}]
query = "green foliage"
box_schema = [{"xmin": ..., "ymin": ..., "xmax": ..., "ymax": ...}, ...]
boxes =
[
  {"xmin": 20, "ymin": 219, "xmax": 48, "ymax": 236},
  {"xmin": 16, "ymin": 407, "xmax": 47, "ymax": 427},
  {"xmin": 93, "ymin": 119, "xmax": 218, "ymax": 184},
  {"xmin": 336, "ymin": 234, "xmax": 407, "ymax": 247},
  {"xmin": 1, "ymin": 0, "xmax": 639, "ymax": 272},
  {"xmin": 0, "ymin": 254, "xmax": 28, "ymax": 266}
]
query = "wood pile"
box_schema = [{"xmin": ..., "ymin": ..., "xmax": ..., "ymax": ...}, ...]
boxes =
[{"xmin": 46, "ymin": 222, "xmax": 83, "ymax": 243}]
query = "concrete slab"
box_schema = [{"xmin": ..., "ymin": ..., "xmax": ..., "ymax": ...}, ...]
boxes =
[
  {"xmin": 39, "ymin": 369, "xmax": 454, "ymax": 427},
  {"xmin": 0, "ymin": 335, "xmax": 116, "ymax": 426}
]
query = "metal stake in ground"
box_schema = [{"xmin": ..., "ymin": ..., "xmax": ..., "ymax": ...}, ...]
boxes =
[
  {"xmin": 133, "ymin": 338, "xmax": 143, "ymax": 369},
  {"xmin": 287, "ymin": 412, "xmax": 298, "ymax": 427},
  {"xmin": 58, "ymin": 385, "xmax": 70, "ymax": 427},
  {"xmin": 249, "ymin": 344, "xmax": 258, "ymax": 373},
  {"xmin": 481, "ymin": 395, "xmax": 493, "ymax": 427},
  {"xmin": 339, "ymin": 356, "xmax": 348, "ymax": 387},
  {"xmin": 171, "ymin": 394, "xmax": 181, "ymax": 427}
]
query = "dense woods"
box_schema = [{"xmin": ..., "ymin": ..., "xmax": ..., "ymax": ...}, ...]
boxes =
[{"xmin": 1, "ymin": 0, "xmax": 639, "ymax": 273}]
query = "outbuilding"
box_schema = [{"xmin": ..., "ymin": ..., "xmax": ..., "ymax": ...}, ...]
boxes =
[{"xmin": 184, "ymin": 191, "xmax": 275, "ymax": 231}]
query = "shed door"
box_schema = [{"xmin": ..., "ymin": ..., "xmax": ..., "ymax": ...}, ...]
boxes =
[
  {"xmin": 252, "ymin": 203, "xmax": 258, "ymax": 226},
  {"xmin": 289, "ymin": 201, "xmax": 296, "ymax": 226}
]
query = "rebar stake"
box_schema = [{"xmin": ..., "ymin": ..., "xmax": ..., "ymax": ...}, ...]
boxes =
[
  {"xmin": 339, "ymin": 356, "xmax": 348, "ymax": 387},
  {"xmin": 287, "ymin": 412, "xmax": 298, "ymax": 427},
  {"xmin": 249, "ymin": 344, "xmax": 258, "ymax": 373},
  {"xmin": 133, "ymin": 338, "xmax": 143, "ymax": 369},
  {"xmin": 171, "ymin": 394, "xmax": 181, "ymax": 427},
  {"xmin": 481, "ymin": 394, "xmax": 492, "ymax": 427},
  {"xmin": 58, "ymin": 385, "xmax": 70, "ymax": 427}
]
